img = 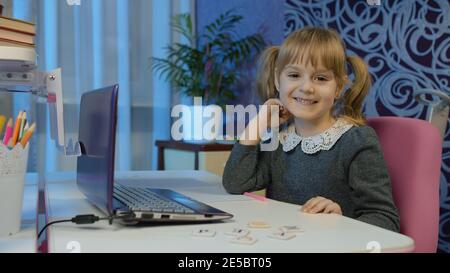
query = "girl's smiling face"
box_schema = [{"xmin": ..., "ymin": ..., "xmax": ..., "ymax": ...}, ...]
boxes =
[{"xmin": 275, "ymin": 59, "xmax": 339, "ymax": 125}]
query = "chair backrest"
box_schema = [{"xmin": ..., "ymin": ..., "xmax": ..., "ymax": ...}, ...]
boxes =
[{"xmin": 367, "ymin": 117, "xmax": 442, "ymax": 253}]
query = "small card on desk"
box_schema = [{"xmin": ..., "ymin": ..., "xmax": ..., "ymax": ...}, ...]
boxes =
[
  {"xmin": 225, "ymin": 228, "xmax": 250, "ymax": 237},
  {"xmin": 230, "ymin": 235, "xmax": 257, "ymax": 245},
  {"xmin": 192, "ymin": 228, "xmax": 216, "ymax": 237},
  {"xmin": 268, "ymin": 231, "xmax": 296, "ymax": 240}
]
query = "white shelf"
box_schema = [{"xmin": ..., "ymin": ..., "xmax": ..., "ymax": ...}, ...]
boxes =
[
  {"xmin": 0, "ymin": 48, "xmax": 80, "ymax": 156},
  {"xmin": 0, "ymin": 46, "xmax": 36, "ymax": 72}
]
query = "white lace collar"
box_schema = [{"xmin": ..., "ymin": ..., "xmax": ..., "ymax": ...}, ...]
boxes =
[{"xmin": 278, "ymin": 118, "xmax": 353, "ymax": 154}]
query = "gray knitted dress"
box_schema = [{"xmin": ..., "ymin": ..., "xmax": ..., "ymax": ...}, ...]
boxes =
[{"xmin": 222, "ymin": 120, "xmax": 400, "ymax": 232}]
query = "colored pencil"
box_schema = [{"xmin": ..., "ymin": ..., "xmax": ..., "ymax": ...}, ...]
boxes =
[
  {"xmin": 0, "ymin": 115, "xmax": 6, "ymax": 135},
  {"xmin": 2, "ymin": 118, "xmax": 13, "ymax": 145},
  {"xmin": 18, "ymin": 111, "xmax": 27, "ymax": 141},
  {"xmin": 19, "ymin": 122, "xmax": 35, "ymax": 148},
  {"xmin": 11, "ymin": 111, "xmax": 23, "ymax": 146}
]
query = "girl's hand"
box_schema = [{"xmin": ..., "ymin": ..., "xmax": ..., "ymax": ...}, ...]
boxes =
[
  {"xmin": 239, "ymin": 98, "xmax": 292, "ymax": 145},
  {"xmin": 300, "ymin": 196, "xmax": 342, "ymax": 215},
  {"xmin": 261, "ymin": 98, "xmax": 292, "ymax": 128}
]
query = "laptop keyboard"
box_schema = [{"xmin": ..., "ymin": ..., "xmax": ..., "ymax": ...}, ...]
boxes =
[{"xmin": 113, "ymin": 184, "xmax": 195, "ymax": 213}]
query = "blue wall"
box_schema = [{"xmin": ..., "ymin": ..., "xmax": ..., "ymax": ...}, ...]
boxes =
[
  {"xmin": 196, "ymin": 0, "xmax": 284, "ymax": 105},
  {"xmin": 196, "ymin": 0, "xmax": 284, "ymax": 45}
]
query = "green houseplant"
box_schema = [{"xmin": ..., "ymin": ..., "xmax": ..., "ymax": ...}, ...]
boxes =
[{"xmin": 151, "ymin": 9, "xmax": 267, "ymax": 107}]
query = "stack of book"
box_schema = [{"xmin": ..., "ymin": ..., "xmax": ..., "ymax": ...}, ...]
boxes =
[{"xmin": 0, "ymin": 15, "xmax": 35, "ymax": 48}]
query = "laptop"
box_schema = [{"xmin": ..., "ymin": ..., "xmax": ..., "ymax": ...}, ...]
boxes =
[{"xmin": 76, "ymin": 84, "xmax": 233, "ymax": 224}]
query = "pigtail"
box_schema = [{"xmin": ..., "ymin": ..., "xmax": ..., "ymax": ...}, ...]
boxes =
[
  {"xmin": 256, "ymin": 46, "xmax": 280, "ymax": 102},
  {"xmin": 341, "ymin": 55, "xmax": 372, "ymax": 126}
]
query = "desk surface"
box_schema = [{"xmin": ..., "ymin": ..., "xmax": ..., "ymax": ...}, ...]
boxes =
[{"xmin": 44, "ymin": 171, "xmax": 414, "ymax": 253}]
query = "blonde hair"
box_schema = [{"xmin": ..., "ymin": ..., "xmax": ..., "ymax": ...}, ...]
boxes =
[{"xmin": 256, "ymin": 27, "xmax": 371, "ymax": 126}]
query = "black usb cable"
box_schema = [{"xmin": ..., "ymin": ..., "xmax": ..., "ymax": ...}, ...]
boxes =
[{"xmin": 37, "ymin": 213, "xmax": 134, "ymax": 239}]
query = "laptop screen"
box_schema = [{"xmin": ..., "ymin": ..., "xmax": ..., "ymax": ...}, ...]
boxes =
[{"xmin": 76, "ymin": 85, "xmax": 119, "ymax": 215}]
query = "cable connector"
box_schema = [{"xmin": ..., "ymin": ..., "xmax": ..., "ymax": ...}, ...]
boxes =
[
  {"xmin": 70, "ymin": 214, "xmax": 101, "ymax": 225},
  {"xmin": 37, "ymin": 212, "xmax": 135, "ymax": 240}
]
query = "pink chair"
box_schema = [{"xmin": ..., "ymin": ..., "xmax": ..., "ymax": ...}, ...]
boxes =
[{"xmin": 367, "ymin": 116, "xmax": 442, "ymax": 253}]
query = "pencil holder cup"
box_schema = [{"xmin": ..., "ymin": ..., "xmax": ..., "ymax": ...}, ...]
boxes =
[{"xmin": 0, "ymin": 142, "xmax": 29, "ymax": 237}]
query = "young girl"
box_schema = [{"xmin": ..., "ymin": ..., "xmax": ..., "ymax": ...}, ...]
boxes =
[{"xmin": 222, "ymin": 27, "xmax": 400, "ymax": 232}]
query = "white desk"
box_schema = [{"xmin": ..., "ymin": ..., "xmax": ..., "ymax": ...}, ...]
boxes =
[
  {"xmin": 0, "ymin": 174, "xmax": 38, "ymax": 253},
  {"xmin": 44, "ymin": 171, "xmax": 414, "ymax": 253}
]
